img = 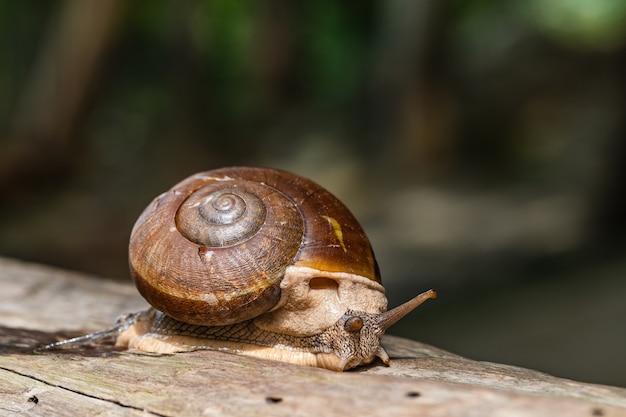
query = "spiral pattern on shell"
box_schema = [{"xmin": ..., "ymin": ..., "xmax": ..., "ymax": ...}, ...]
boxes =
[
  {"xmin": 176, "ymin": 187, "xmax": 267, "ymax": 247},
  {"xmin": 128, "ymin": 167, "xmax": 380, "ymax": 327}
]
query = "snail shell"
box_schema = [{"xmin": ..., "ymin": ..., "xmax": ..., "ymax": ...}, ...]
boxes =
[{"xmin": 118, "ymin": 167, "xmax": 435, "ymax": 371}]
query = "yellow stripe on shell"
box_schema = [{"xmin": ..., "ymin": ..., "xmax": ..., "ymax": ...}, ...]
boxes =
[{"xmin": 322, "ymin": 215, "xmax": 347, "ymax": 253}]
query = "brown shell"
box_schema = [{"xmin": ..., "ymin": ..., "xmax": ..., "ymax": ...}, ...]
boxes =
[{"xmin": 128, "ymin": 166, "xmax": 380, "ymax": 326}]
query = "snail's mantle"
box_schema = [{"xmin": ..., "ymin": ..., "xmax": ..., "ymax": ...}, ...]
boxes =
[{"xmin": 0, "ymin": 257, "xmax": 624, "ymax": 417}]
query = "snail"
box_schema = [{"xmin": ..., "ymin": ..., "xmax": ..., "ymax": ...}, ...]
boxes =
[{"xmin": 45, "ymin": 167, "xmax": 436, "ymax": 371}]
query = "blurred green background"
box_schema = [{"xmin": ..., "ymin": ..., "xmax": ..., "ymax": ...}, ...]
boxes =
[{"xmin": 1, "ymin": 0, "xmax": 625, "ymax": 386}]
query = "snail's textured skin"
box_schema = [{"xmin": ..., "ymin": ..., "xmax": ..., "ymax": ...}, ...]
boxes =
[
  {"xmin": 117, "ymin": 167, "xmax": 435, "ymax": 371},
  {"xmin": 117, "ymin": 307, "xmax": 391, "ymax": 371}
]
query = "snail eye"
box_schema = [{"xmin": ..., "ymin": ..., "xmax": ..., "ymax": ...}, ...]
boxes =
[{"xmin": 344, "ymin": 316, "xmax": 363, "ymax": 333}]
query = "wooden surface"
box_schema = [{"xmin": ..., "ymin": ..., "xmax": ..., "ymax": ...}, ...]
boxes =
[{"xmin": 1, "ymin": 257, "xmax": 625, "ymax": 417}]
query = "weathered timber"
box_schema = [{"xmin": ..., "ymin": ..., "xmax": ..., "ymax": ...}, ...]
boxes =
[{"xmin": 1, "ymin": 257, "xmax": 625, "ymax": 417}]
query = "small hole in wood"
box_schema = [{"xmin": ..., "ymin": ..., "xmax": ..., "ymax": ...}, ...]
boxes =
[
  {"xmin": 591, "ymin": 407, "xmax": 604, "ymax": 416},
  {"xmin": 406, "ymin": 391, "xmax": 421, "ymax": 398},
  {"xmin": 27, "ymin": 396, "xmax": 39, "ymax": 404},
  {"xmin": 266, "ymin": 396, "xmax": 283, "ymax": 404}
]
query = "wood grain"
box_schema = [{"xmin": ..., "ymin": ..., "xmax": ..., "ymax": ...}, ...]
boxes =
[{"xmin": 1, "ymin": 257, "xmax": 625, "ymax": 416}]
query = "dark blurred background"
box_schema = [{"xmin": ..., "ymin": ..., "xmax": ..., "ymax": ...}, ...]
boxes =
[{"xmin": 1, "ymin": 1, "xmax": 625, "ymax": 386}]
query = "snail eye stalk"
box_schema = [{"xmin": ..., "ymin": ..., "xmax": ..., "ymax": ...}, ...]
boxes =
[{"xmin": 344, "ymin": 316, "xmax": 364, "ymax": 333}]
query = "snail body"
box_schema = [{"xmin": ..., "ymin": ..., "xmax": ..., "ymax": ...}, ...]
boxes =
[{"xmin": 116, "ymin": 167, "xmax": 435, "ymax": 371}]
